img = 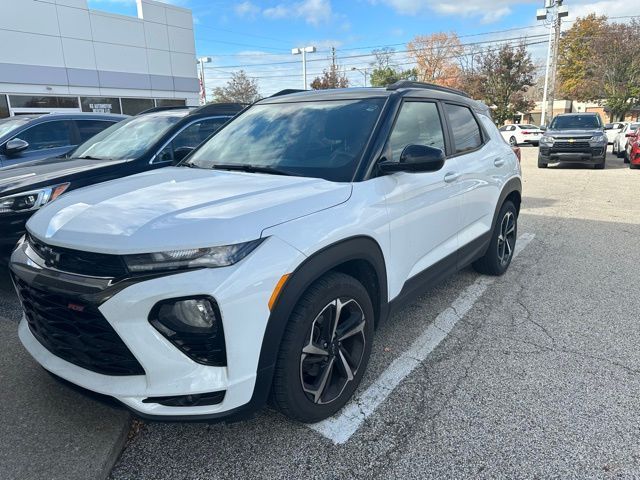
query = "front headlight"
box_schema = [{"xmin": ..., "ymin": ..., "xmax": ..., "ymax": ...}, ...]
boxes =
[
  {"xmin": 589, "ymin": 134, "xmax": 607, "ymax": 144},
  {"xmin": 0, "ymin": 183, "xmax": 70, "ymax": 214},
  {"xmin": 540, "ymin": 135, "xmax": 554, "ymax": 145},
  {"xmin": 123, "ymin": 239, "xmax": 264, "ymax": 273}
]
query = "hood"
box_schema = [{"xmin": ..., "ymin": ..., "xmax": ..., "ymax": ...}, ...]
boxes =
[
  {"xmin": 545, "ymin": 129, "xmax": 603, "ymax": 138},
  {"xmin": 27, "ymin": 167, "xmax": 352, "ymax": 254},
  {"xmin": 0, "ymin": 157, "xmax": 128, "ymax": 194}
]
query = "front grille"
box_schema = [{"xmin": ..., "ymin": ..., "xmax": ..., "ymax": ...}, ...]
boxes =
[
  {"xmin": 28, "ymin": 235, "xmax": 128, "ymax": 278},
  {"xmin": 15, "ymin": 277, "xmax": 145, "ymax": 376},
  {"xmin": 550, "ymin": 140, "xmax": 591, "ymax": 151}
]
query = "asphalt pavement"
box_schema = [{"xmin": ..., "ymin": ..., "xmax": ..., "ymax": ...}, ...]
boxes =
[{"xmin": 2, "ymin": 147, "xmax": 639, "ymax": 479}]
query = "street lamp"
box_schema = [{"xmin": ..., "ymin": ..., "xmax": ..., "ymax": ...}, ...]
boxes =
[
  {"xmin": 291, "ymin": 46, "xmax": 316, "ymax": 89},
  {"xmin": 197, "ymin": 56, "xmax": 212, "ymax": 104},
  {"xmin": 351, "ymin": 67, "xmax": 369, "ymax": 87}
]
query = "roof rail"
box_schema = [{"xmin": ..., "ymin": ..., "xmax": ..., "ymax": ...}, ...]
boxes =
[
  {"xmin": 137, "ymin": 105, "xmax": 192, "ymax": 115},
  {"xmin": 188, "ymin": 102, "xmax": 246, "ymax": 116},
  {"xmin": 270, "ymin": 89, "xmax": 307, "ymax": 98},
  {"xmin": 386, "ymin": 80, "xmax": 471, "ymax": 98}
]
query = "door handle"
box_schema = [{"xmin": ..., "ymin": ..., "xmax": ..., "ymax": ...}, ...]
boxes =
[
  {"xmin": 494, "ymin": 158, "xmax": 505, "ymax": 167},
  {"xmin": 444, "ymin": 172, "xmax": 461, "ymax": 183}
]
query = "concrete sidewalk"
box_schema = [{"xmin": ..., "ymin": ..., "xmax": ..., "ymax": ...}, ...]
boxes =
[{"xmin": 0, "ymin": 266, "xmax": 130, "ymax": 480}]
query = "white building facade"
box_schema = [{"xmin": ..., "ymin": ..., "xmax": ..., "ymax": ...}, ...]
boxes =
[{"xmin": 0, "ymin": 0, "xmax": 199, "ymax": 118}]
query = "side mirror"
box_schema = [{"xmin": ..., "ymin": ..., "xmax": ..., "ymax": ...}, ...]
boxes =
[
  {"xmin": 378, "ymin": 145, "xmax": 445, "ymax": 174},
  {"xmin": 172, "ymin": 146, "xmax": 195, "ymax": 164},
  {"xmin": 5, "ymin": 138, "xmax": 29, "ymax": 155}
]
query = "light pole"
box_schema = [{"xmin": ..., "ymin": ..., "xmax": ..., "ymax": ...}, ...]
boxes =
[
  {"xmin": 351, "ymin": 67, "xmax": 369, "ymax": 87},
  {"xmin": 197, "ymin": 56, "xmax": 212, "ymax": 104},
  {"xmin": 291, "ymin": 46, "xmax": 316, "ymax": 90},
  {"xmin": 537, "ymin": 1, "xmax": 568, "ymax": 126}
]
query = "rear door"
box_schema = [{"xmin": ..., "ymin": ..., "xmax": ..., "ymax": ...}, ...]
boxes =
[
  {"xmin": 2, "ymin": 120, "xmax": 75, "ymax": 166},
  {"xmin": 444, "ymin": 103, "xmax": 508, "ymax": 265}
]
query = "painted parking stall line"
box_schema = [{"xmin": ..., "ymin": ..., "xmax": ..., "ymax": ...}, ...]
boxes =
[{"xmin": 310, "ymin": 232, "xmax": 536, "ymax": 445}]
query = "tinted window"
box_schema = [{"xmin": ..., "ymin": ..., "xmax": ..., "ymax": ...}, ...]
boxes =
[
  {"xmin": 518, "ymin": 125, "xmax": 538, "ymax": 129},
  {"xmin": 16, "ymin": 121, "xmax": 73, "ymax": 150},
  {"xmin": 156, "ymin": 99, "xmax": 187, "ymax": 107},
  {"xmin": 387, "ymin": 101, "xmax": 445, "ymax": 162},
  {"xmin": 80, "ymin": 97, "xmax": 122, "ymax": 114},
  {"xmin": 0, "ymin": 117, "xmax": 30, "ymax": 138},
  {"xmin": 445, "ymin": 104, "xmax": 482, "ymax": 153},
  {"xmin": 75, "ymin": 120, "xmax": 118, "ymax": 142},
  {"xmin": 121, "ymin": 98, "xmax": 155, "ymax": 115},
  {"xmin": 550, "ymin": 115, "xmax": 601, "ymax": 129},
  {"xmin": 0, "ymin": 95, "xmax": 8, "ymax": 119},
  {"xmin": 154, "ymin": 118, "xmax": 228, "ymax": 164},
  {"xmin": 9, "ymin": 95, "xmax": 79, "ymax": 109},
  {"xmin": 187, "ymin": 99, "xmax": 385, "ymax": 182}
]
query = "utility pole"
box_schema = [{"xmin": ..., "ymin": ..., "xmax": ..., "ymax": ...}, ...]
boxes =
[
  {"xmin": 331, "ymin": 46, "xmax": 336, "ymax": 69},
  {"xmin": 537, "ymin": 1, "xmax": 568, "ymax": 126},
  {"xmin": 197, "ymin": 57, "xmax": 212, "ymax": 105},
  {"xmin": 292, "ymin": 46, "xmax": 317, "ymax": 90}
]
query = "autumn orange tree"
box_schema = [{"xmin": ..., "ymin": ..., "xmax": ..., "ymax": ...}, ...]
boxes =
[{"xmin": 407, "ymin": 32, "xmax": 463, "ymax": 88}]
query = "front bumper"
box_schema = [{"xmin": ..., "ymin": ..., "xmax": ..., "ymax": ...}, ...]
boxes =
[
  {"xmin": 538, "ymin": 146, "xmax": 606, "ymax": 163},
  {"xmin": 11, "ymin": 235, "xmax": 305, "ymax": 419}
]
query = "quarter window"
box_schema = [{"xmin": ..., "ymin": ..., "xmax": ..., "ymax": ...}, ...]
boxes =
[
  {"xmin": 14, "ymin": 121, "xmax": 73, "ymax": 151},
  {"xmin": 387, "ymin": 101, "xmax": 445, "ymax": 163},
  {"xmin": 445, "ymin": 104, "xmax": 483, "ymax": 154}
]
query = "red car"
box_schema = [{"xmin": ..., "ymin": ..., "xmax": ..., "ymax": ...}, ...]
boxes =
[{"xmin": 627, "ymin": 130, "xmax": 640, "ymax": 169}]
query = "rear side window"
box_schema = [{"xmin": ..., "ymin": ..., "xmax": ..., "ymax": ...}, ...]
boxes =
[
  {"xmin": 387, "ymin": 101, "xmax": 445, "ymax": 162},
  {"xmin": 444, "ymin": 104, "xmax": 482, "ymax": 154},
  {"xmin": 15, "ymin": 120, "xmax": 73, "ymax": 151},
  {"xmin": 75, "ymin": 120, "xmax": 117, "ymax": 143}
]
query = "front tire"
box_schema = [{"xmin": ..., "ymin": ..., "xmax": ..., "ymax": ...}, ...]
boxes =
[
  {"xmin": 271, "ymin": 272, "xmax": 374, "ymax": 423},
  {"xmin": 473, "ymin": 201, "xmax": 518, "ymax": 276},
  {"xmin": 594, "ymin": 159, "xmax": 605, "ymax": 170}
]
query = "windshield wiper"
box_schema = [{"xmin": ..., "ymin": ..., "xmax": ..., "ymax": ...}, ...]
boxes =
[
  {"xmin": 74, "ymin": 155, "xmax": 109, "ymax": 161},
  {"xmin": 211, "ymin": 164, "xmax": 295, "ymax": 176}
]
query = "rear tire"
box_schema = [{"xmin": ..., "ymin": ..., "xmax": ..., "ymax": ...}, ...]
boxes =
[
  {"xmin": 509, "ymin": 136, "xmax": 517, "ymax": 147},
  {"xmin": 473, "ymin": 201, "xmax": 517, "ymax": 276},
  {"xmin": 623, "ymin": 152, "xmax": 630, "ymax": 163},
  {"xmin": 271, "ymin": 272, "xmax": 374, "ymax": 423}
]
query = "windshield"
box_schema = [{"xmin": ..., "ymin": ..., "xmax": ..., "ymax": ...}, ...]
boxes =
[
  {"xmin": 550, "ymin": 115, "xmax": 602, "ymax": 130},
  {"xmin": 185, "ymin": 98, "xmax": 386, "ymax": 182},
  {"xmin": 0, "ymin": 117, "xmax": 30, "ymax": 138},
  {"xmin": 71, "ymin": 113, "xmax": 185, "ymax": 160}
]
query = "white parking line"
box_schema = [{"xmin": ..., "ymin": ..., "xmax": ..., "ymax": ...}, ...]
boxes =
[{"xmin": 310, "ymin": 233, "xmax": 536, "ymax": 444}]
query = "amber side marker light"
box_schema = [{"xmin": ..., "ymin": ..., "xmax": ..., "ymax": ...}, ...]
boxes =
[{"xmin": 268, "ymin": 274, "xmax": 290, "ymax": 310}]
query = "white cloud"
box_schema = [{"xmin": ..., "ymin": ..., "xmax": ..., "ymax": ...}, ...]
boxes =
[
  {"xmin": 570, "ymin": 0, "xmax": 639, "ymax": 18},
  {"xmin": 263, "ymin": 0, "xmax": 333, "ymax": 26},
  {"xmin": 372, "ymin": 0, "xmax": 532, "ymax": 23},
  {"xmin": 234, "ymin": 1, "xmax": 260, "ymax": 19}
]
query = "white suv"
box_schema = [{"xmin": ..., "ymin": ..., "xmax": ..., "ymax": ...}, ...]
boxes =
[{"xmin": 10, "ymin": 82, "xmax": 522, "ymax": 423}]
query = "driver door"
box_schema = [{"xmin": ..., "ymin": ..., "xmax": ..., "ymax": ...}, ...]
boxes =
[{"xmin": 382, "ymin": 100, "xmax": 464, "ymax": 294}]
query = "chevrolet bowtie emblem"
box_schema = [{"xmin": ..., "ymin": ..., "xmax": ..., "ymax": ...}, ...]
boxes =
[{"xmin": 568, "ymin": 138, "xmax": 575, "ymax": 143}]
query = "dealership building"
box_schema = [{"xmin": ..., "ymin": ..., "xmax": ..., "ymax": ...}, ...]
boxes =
[{"xmin": 0, "ymin": 0, "xmax": 199, "ymax": 118}]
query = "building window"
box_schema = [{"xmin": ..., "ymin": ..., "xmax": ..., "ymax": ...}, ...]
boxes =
[
  {"xmin": 121, "ymin": 98, "xmax": 155, "ymax": 115},
  {"xmin": 8, "ymin": 95, "xmax": 79, "ymax": 109},
  {"xmin": 155, "ymin": 99, "xmax": 187, "ymax": 107},
  {"xmin": 80, "ymin": 97, "xmax": 122, "ymax": 114},
  {"xmin": 0, "ymin": 95, "xmax": 8, "ymax": 118}
]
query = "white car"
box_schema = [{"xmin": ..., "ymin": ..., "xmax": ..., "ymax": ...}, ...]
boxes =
[
  {"xmin": 499, "ymin": 124, "xmax": 544, "ymax": 146},
  {"xmin": 10, "ymin": 83, "xmax": 522, "ymax": 423},
  {"xmin": 604, "ymin": 122, "xmax": 627, "ymax": 145},
  {"xmin": 613, "ymin": 122, "xmax": 640, "ymax": 158}
]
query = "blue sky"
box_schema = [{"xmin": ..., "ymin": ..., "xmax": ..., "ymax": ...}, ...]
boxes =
[{"xmin": 87, "ymin": 0, "xmax": 636, "ymax": 95}]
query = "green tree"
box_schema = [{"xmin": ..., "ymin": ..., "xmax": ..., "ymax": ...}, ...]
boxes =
[
  {"xmin": 369, "ymin": 67, "xmax": 417, "ymax": 87},
  {"xmin": 310, "ymin": 64, "xmax": 349, "ymax": 90},
  {"xmin": 212, "ymin": 70, "xmax": 261, "ymax": 104},
  {"xmin": 557, "ymin": 14, "xmax": 608, "ymax": 101},
  {"xmin": 462, "ymin": 42, "xmax": 536, "ymax": 125}
]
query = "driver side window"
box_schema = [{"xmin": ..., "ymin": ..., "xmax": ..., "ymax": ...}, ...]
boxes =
[
  {"xmin": 387, "ymin": 101, "xmax": 445, "ymax": 163},
  {"xmin": 154, "ymin": 118, "xmax": 226, "ymax": 164}
]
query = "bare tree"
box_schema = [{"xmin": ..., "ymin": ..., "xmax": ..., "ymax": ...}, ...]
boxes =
[{"xmin": 212, "ymin": 70, "xmax": 261, "ymax": 104}]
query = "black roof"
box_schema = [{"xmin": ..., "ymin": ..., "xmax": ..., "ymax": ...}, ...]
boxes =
[{"xmin": 259, "ymin": 82, "xmax": 489, "ymax": 116}]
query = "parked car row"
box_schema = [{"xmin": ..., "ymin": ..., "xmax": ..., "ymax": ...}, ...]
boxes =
[
  {"xmin": 499, "ymin": 124, "xmax": 544, "ymax": 146},
  {"xmin": 6, "ymin": 82, "xmax": 523, "ymax": 423},
  {"xmin": 0, "ymin": 103, "xmax": 244, "ymax": 253}
]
